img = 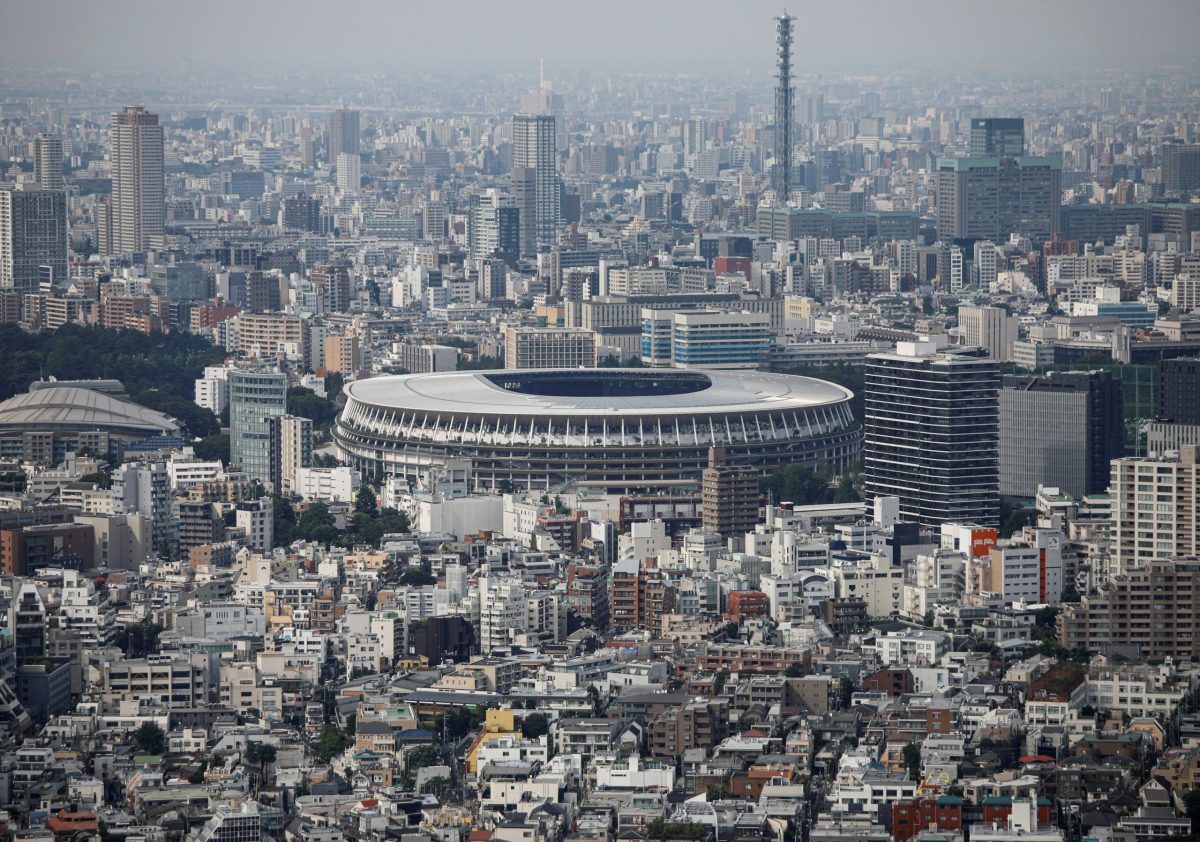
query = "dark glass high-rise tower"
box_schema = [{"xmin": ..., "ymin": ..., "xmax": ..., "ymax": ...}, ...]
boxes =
[
  {"xmin": 999, "ymin": 370, "xmax": 1124, "ymax": 500},
  {"xmin": 969, "ymin": 118, "xmax": 1025, "ymax": 157}
]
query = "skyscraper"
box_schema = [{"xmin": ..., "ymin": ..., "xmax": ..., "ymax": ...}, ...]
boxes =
[
  {"xmin": 335, "ymin": 152, "xmax": 361, "ymax": 194},
  {"xmin": 269, "ymin": 414, "xmax": 313, "ymax": 496},
  {"xmin": 327, "ymin": 107, "xmax": 360, "ymax": 162},
  {"xmin": 298, "ymin": 125, "xmax": 316, "ymax": 170},
  {"xmin": 511, "ymin": 113, "xmax": 559, "ymax": 255},
  {"xmin": 684, "ymin": 115, "xmax": 706, "ymax": 158},
  {"xmin": 229, "ymin": 369, "xmax": 288, "ymax": 487},
  {"xmin": 111, "ymin": 106, "xmax": 164, "ymax": 253},
  {"xmin": 958, "ymin": 304, "xmax": 1017, "ymax": 361},
  {"xmin": 312, "ymin": 264, "xmax": 353, "ymax": 312},
  {"xmin": 469, "ymin": 189, "xmax": 520, "ymax": 261},
  {"xmin": 969, "ymin": 118, "xmax": 1025, "ymax": 157},
  {"xmin": 1158, "ymin": 357, "xmax": 1200, "ymax": 423},
  {"xmin": 282, "ymin": 193, "xmax": 322, "ymax": 233},
  {"xmin": 773, "ymin": 13, "xmax": 795, "ymax": 203},
  {"xmin": 999, "ymin": 371, "xmax": 1124, "ymax": 500},
  {"xmin": 33, "ymin": 134, "xmax": 64, "ymax": 190},
  {"xmin": 0, "ymin": 187, "xmax": 68, "ymax": 292},
  {"xmin": 702, "ymin": 448, "xmax": 759, "ymax": 539},
  {"xmin": 935, "ymin": 156, "xmax": 1061, "ymax": 242},
  {"xmin": 1109, "ymin": 447, "xmax": 1200, "ymax": 577},
  {"xmin": 864, "ymin": 338, "xmax": 1000, "ymax": 527},
  {"xmin": 113, "ymin": 461, "xmax": 173, "ymax": 555},
  {"xmin": 1162, "ymin": 141, "xmax": 1200, "ymax": 195},
  {"xmin": 96, "ymin": 197, "xmax": 113, "ymax": 256}
]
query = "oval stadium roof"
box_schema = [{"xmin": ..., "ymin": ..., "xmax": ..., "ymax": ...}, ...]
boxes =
[{"xmin": 344, "ymin": 368, "xmax": 852, "ymax": 418}]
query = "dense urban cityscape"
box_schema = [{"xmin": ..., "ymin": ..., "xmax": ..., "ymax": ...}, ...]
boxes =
[{"xmin": 1, "ymin": 4, "xmax": 1200, "ymax": 842}]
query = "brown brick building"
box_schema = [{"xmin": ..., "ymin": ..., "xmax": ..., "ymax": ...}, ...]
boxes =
[
  {"xmin": 892, "ymin": 795, "xmax": 964, "ymax": 842},
  {"xmin": 648, "ymin": 698, "xmax": 730, "ymax": 761},
  {"xmin": 0, "ymin": 522, "xmax": 94, "ymax": 575}
]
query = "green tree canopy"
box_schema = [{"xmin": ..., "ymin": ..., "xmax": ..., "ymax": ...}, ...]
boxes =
[
  {"xmin": 133, "ymin": 722, "xmax": 166, "ymax": 755},
  {"xmin": 396, "ymin": 565, "xmax": 434, "ymax": 587},
  {"xmin": 193, "ymin": 433, "xmax": 230, "ymax": 464},
  {"xmin": 763, "ymin": 464, "xmax": 835, "ymax": 505},
  {"xmin": 521, "ymin": 712, "xmax": 549, "ymax": 739},
  {"xmin": 287, "ymin": 386, "xmax": 338, "ymax": 428},
  {"xmin": 314, "ymin": 726, "xmax": 353, "ymax": 763},
  {"xmin": 355, "ymin": 484, "xmax": 378, "ymax": 517},
  {"xmin": 296, "ymin": 501, "xmax": 340, "ymax": 545},
  {"xmin": 903, "ymin": 742, "xmax": 922, "ymax": 781}
]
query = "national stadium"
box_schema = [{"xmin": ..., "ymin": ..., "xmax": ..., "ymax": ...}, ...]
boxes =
[{"xmin": 333, "ymin": 368, "xmax": 860, "ymax": 493}]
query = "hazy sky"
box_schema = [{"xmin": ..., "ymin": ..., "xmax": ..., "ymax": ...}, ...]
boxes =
[{"xmin": 4, "ymin": 0, "xmax": 1199, "ymax": 73}]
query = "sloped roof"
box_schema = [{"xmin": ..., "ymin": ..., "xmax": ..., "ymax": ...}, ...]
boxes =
[{"xmin": 0, "ymin": 387, "xmax": 180, "ymax": 435}]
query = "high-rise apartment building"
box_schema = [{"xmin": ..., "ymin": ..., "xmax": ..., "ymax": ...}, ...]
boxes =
[
  {"xmin": 503, "ymin": 326, "xmax": 596, "ymax": 370},
  {"xmin": 335, "ymin": 152, "xmax": 361, "ymax": 195},
  {"xmin": 311, "ymin": 264, "xmax": 352, "ymax": 313},
  {"xmin": 1162, "ymin": 141, "xmax": 1200, "ymax": 195},
  {"xmin": 195, "ymin": 368, "xmax": 230, "ymax": 416},
  {"xmin": 702, "ymin": 448, "xmax": 759, "ymax": 538},
  {"xmin": 935, "ymin": 156, "xmax": 1061, "ymax": 242},
  {"xmin": 0, "ymin": 187, "xmax": 68, "ymax": 292},
  {"xmin": 229, "ymin": 370, "xmax": 288, "ymax": 487},
  {"xmin": 33, "ymin": 134, "xmax": 64, "ymax": 190},
  {"xmin": 511, "ymin": 113, "xmax": 559, "ymax": 254},
  {"xmin": 969, "ymin": 118, "xmax": 1025, "ymax": 157},
  {"xmin": 111, "ymin": 106, "xmax": 164, "ymax": 253},
  {"xmin": 684, "ymin": 116, "xmax": 706, "ymax": 158},
  {"xmin": 96, "ymin": 197, "xmax": 113, "ymax": 256},
  {"xmin": 298, "ymin": 126, "xmax": 316, "ymax": 170},
  {"xmin": 958, "ymin": 304, "xmax": 1017, "ymax": 361},
  {"xmin": 113, "ymin": 461, "xmax": 173, "ymax": 555},
  {"xmin": 177, "ymin": 501, "xmax": 224, "ymax": 554},
  {"xmin": 1109, "ymin": 446, "xmax": 1200, "ymax": 576},
  {"xmin": 268, "ymin": 414, "xmax": 313, "ymax": 496},
  {"xmin": 327, "ymin": 108, "xmax": 360, "ymax": 162},
  {"xmin": 323, "ymin": 334, "xmax": 361, "ymax": 376},
  {"xmin": 1058, "ymin": 557, "xmax": 1200, "ymax": 659},
  {"xmin": 864, "ymin": 339, "xmax": 1000, "ymax": 527},
  {"xmin": 234, "ymin": 313, "xmax": 307, "ymax": 362},
  {"xmin": 999, "ymin": 371, "xmax": 1124, "ymax": 500},
  {"xmin": 282, "ymin": 193, "xmax": 321, "ymax": 233},
  {"xmin": 972, "ymin": 240, "xmax": 1000, "ymax": 288},
  {"xmin": 477, "ymin": 574, "xmax": 527, "ymax": 653},
  {"xmin": 469, "ymin": 190, "xmax": 520, "ymax": 260},
  {"xmin": 244, "ymin": 272, "xmax": 281, "ymax": 314}
]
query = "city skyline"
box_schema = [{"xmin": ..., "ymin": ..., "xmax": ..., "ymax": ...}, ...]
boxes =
[{"xmin": 0, "ymin": 4, "xmax": 1199, "ymax": 837}]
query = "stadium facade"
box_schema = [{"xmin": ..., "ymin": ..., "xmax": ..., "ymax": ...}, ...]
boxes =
[{"xmin": 333, "ymin": 368, "xmax": 860, "ymax": 493}]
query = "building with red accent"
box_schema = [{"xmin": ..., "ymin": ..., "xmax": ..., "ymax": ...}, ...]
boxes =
[
  {"xmin": 726, "ymin": 590, "xmax": 770, "ymax": 622},
  {"xmin": 863, "ymin": 667, "xmax": 915, "ymax": 697},
  {"xmin": 981, "ymin": 796, "xmax": 1053, "ymax": 827},
  {"xmin": 892, "ymin": 795, "xmax": 964, "ymax": 842}
]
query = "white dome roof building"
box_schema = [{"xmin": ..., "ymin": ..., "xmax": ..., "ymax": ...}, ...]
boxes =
[{"xmin": 0, "ymin": 386, "xmax": 181, "ymax": 464}]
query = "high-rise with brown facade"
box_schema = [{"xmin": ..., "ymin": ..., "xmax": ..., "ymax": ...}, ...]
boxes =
[{"xmin": 1058, "ymin": 557, "xmax": 1200, "ymax": 659}]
